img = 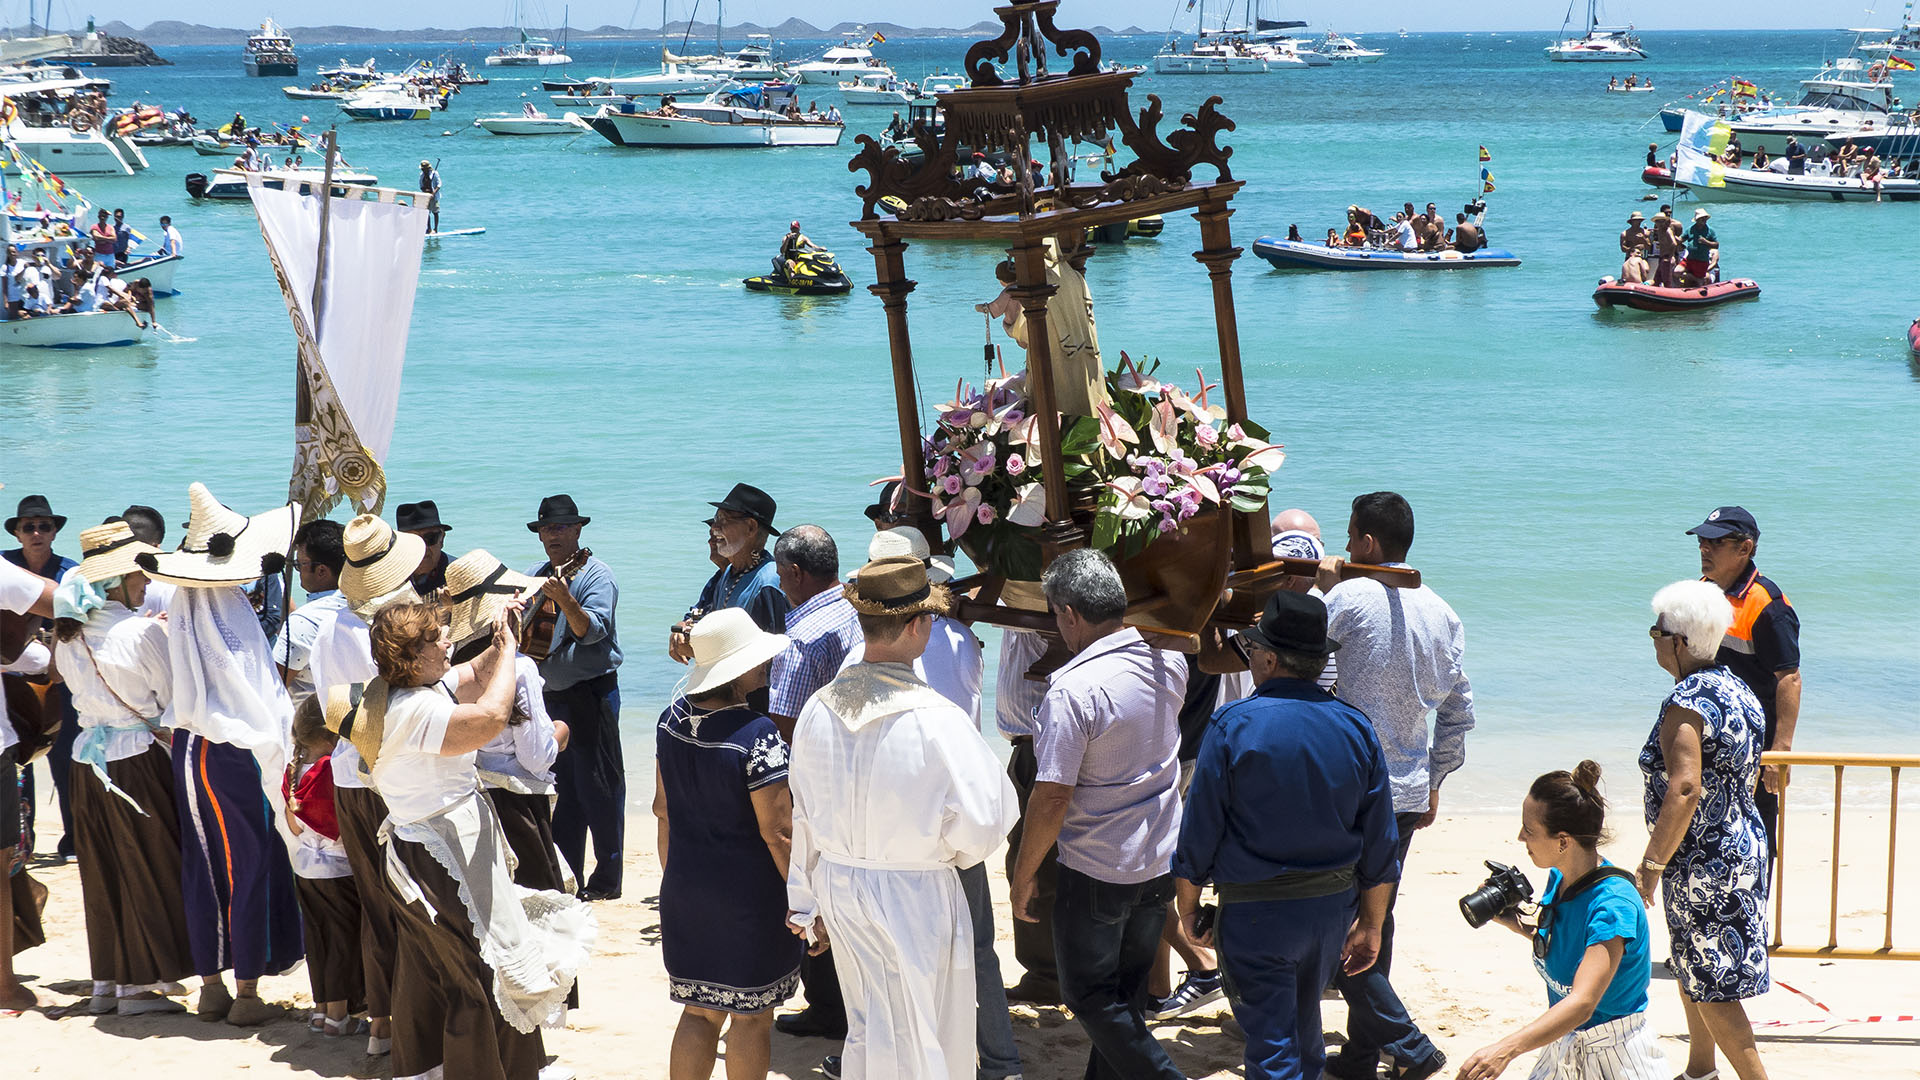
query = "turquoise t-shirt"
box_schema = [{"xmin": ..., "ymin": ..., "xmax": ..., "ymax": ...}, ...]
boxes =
[{"xmin": 1530, "ymin": 861, "xmax": 1651, "ymax": 1029}]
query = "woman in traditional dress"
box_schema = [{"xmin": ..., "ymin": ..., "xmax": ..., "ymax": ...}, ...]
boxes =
[
  {"xmin": 653, "ymin": 608, "xmax": 800, "ymax": 1080},
  {"xmin": 364, "ymin": 601, "xmax": 589, "ymax": 1080},
  {"xmin": 49, "ymin": 522, "xmax": 194, "ymax": 1016},
  {"xmin": 1638, "ymin": 580, "xmax": 1773, "ymax": 1080}
]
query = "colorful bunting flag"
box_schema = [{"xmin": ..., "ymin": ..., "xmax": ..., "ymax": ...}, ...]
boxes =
[{"xmin": 1478, "ymin": 145, "xmax": 1491, "ymax": 162}]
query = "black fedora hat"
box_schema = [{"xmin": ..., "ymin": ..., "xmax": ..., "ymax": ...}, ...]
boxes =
[
  {"xmin": 527, "ymin": 494, "xmax": 591, "ymax": 533},
  {"xmin": 863, "ymin": 480, "xmax": 907, "ymax": 524},
  {"xmin": 396, "ymin": 499, "xmax": 451, "ymax": 534},
  {"xmin": 708, "ymin": 483, "xmax": 780, "ymax": 536},
  {"xmin": 1241, "ymin": 590, "xmax": 1339, "ymax": 657},
  {"xmin": 6, "ymin": 494, "xmax": 66, "ymax": 535}
]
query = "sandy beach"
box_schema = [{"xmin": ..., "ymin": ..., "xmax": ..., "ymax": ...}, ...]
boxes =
[{"xmin": 6, "ymin": 770, "xmax": 1915, "ymax": 1079}]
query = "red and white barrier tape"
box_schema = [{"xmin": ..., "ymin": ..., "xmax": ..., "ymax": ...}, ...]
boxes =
[{"xmin": 1752, "ymin": 979, "xmax": 1919, "ymax": 1029}]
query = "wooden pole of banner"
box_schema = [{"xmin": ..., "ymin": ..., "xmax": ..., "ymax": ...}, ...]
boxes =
[{"xmin": 284, "ymin": 126, "xmax": 339, "ymax": 656}]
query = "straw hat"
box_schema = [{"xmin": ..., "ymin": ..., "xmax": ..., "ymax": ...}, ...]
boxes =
[
  {"xmin": 136, "ymin": 483, "xmax": 298, "ymax": 588},
  {"xmin": 1692, "ymin": 208, "xmax": 1711, "ymax": 221},
  {"xmin": 685, "ymin": 608, "xmax": 789, "ymax": 696},
  {"xmin": 339, "ymin": 514, "xmax": 427, "ymax": 606},
  {"xmin": 842, "ymin": 554, "xmax": 950, "ymax": 617},
  {"xmin": 73, "ymin": 521, "xmax": 160, "ymax": 584},
  {"xmin": 322, "ymin": 681, "xmax": 388, "ymax": 771},
  {"xmin": 444, "ymin": 548, "xmax": 540, "ymax": 648},
  {"xmin": 867, "ymin": 526, "xmax": 954, "ymax": 584}
]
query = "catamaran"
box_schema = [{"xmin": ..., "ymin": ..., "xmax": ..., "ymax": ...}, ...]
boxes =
[{"xmin": 1545, "ymin": 0, "xmax": 1647, "ymax": 62}]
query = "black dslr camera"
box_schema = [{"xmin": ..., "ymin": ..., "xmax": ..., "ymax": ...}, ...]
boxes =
[{"xmin": 1459, "ymin": 860, "xmax": 1534, "ymax": 928}]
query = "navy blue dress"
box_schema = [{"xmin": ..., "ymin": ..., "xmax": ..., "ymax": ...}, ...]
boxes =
[{"xmin": 656, "ymin": 698, "xmax": 801, "ymax": 1013}]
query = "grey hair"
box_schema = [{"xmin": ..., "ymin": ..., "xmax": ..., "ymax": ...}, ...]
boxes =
[
  {"xmin": 1267, "ymin": 646, "xmax": 1329, "ymax": 681},
  {"xmin": 1651, "ymin": 579, "xmax": 1734, "ymax": 662},
  {"xmin": 1041, "ymin": 548, "xmax": 1127, "ymax": 623},
  {"xmin": 774, "ymin": 524, "xmax": 838, "ymax": 581}
]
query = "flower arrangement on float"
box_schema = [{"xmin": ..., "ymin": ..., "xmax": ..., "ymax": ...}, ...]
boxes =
[{"xmin": 921, "ymin": 353, "xmax": 1284, "ymax": 580}]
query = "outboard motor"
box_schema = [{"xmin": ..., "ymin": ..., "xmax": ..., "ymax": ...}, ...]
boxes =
[{"xmin": 184, "ymin": 172, "xmax": 209, "ymax": 200}]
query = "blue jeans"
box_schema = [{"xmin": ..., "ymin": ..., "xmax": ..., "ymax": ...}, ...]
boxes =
[
  {"xmin": 545, "ymin": 673, "xmax": 625, "ymax": 894},
  {"xmin": 1052, "ymin": 866, "xmax": 1183, "ymax": 1080},
  {"xmin": 1218, "ymin": 889, "xmax": 1358, "ymax": 1080},
  {"xmin": 1332, "ymin": 812, "xmax": 1434, "ymax": 1067},
  {"xmin": 959, "ymin": 862, "xmax": 1022, "ymax": 1080}
]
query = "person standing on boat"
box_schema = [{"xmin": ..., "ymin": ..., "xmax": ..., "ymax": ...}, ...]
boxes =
[
  {"xmin": 1619, "ymin": 212, "xmax": 1651, "ymax": 283},
  {"xmin": 1680, "ymin": 210, "xmax": 1717, "ymax": 286},
  {"xmin": 111, "ymin": 209, "xmax": 133, "ymax": 266},
  {"xmin": 89, "ymin": 210, "xmax": 117, "ymax": 269},
  {"xmin": 418, "ymin": 160, "xmax": 441, "ymax": 234},
  {"xmin": 1783, "ymin": 136, "xmax": 1806, "ymax": 175},
  {"xmin": 1649, "ymin": 213, "xmax": 1679, "ymax": 287},
  {"xmin": 156, "ymin": 216, "xmax": 183, "ymax": 258}
]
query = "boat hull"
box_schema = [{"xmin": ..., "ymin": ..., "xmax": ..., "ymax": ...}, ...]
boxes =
[
  {"xmin": 1641, "ymin": 165, "xmax": 1679, "ymax": 187},
  {"xmin": 1910, "ymin": 318, "xmax": 1920, "ymax": 358},
  {"xmin": 341, "ymin": 105, "xmax": 435, "ymax": 121},
  {"xmin": 743, "ymin": 275, "xmax": 850, "ymax": 296},
  {"xmin": 1593, "ymin": 278, "xmax": 1760, "ymax": 311},
  {"xmin": 0, "ymin": 311, "xmax": 149, "ymax": 347},
  {"xmin": 839, "ymin": 87, "xmax": 915, "ymax": 105},
  {"xmin": 597, "ymin": 74, "xmax": 726, "ymax": 95},
  {"xmin": 1, "ymin": 125, "xmax": 137, "ymax": 176},
  {"xmin": 283, "ymin": 87, "xmax": 349, "ymax": 100},
  {"xmin": 1251, "ymin": 238, "xmax": 1520, "ymax": 271},
  {"xmin": 1153, "ymin": 54, "xmax": 1270, "ymax": 74},
  {"xmin": 117, "ymin": 253, "xmax": 181, "ymax": 296},
  {"xmin": 1545, "ymin": 43, "xmax": 1646, "ymax": 61},
  {"xmin": 245, "ymin": 59, "xmax": 299, "ymax": 77},
  {"xmin": 588, "ymin": 112, "xmax": 843, "ymax": 148},
  {"xmin": 486, "ymin": 54, "xmax": 572, "ymax": 67},
  {"xmin": 1677, "ymin": 165, "xmax": 1920, "ymax": 202},
  {"xmin": 187, "ymin": 169, "xmax": 379, "ymax": 201},
  {"xmin": 474, "ymin": 114, "xmax": 586, "ymax": 135}
]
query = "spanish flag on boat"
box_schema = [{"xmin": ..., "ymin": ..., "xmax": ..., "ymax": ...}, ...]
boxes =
[
  {"xmin": 1889, "ymin": 55, "xmax": 1917, "ymax": 72},
  {"xmin": 1478, "ymin": 145, "xmax": 1490, "ymax": 161},
  {"xmin": 1731, "ymin": 78, "xmax": 1758, "ymax": 96},
  {"xmin": 870, "ymin": 32, "xmax": 886, "ymax": 44}
]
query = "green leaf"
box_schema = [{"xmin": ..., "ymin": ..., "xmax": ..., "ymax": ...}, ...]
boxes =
[
  {"xmin": 1236, "ymin": 418, "xmax": 1271, "ymax": 441},
  {"xmin": 1091, "ymin": 510, "xmax": 1119, "ymax": 551},
  {"xmin": 1229, "ymin": 493, "xmax": 1268, "ymax": 514},
  {"xmin": 1058, "ymin": 415, "xmax": 1102, "ymax": 456}
]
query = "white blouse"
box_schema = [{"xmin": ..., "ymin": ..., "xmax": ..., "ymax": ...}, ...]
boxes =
[
  {"xmin": 475, "ymin": 656, "xmax": 560, "ymax": 792},
  {"xmin": 371, "ymin": 681, "xmax": 476, "ymax": 827},
  {"xmin": 51, "ymin": 601, "xmax": 169, "ymax": 762}
]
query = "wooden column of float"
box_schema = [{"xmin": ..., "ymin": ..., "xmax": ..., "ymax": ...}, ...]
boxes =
[
  {"xmin": 865, "ymin": 236, "xmax": 945, "ymax": 546},
  {"xmin": 1193, "ymin": 198, "xmax": 1264, "ymax": 571}
]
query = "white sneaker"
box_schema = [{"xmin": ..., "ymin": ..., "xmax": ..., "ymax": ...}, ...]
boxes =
[{"xmin": 538, "ymin": 1065, "xmax": 577, "ymax": 1080}]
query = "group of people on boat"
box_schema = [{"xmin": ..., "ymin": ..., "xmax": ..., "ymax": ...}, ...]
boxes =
[
  {"xmin": 1618, "ymin": 205, "xmax": 1719, "ymax": 287},
  {"xmin": 3, "ymin": 240, "xmax": 158, "ymax": 327},
  {"xmin": 1606, "ymin": 73, "xmax": 1651, "ymax": 90},
  {"xmin": 1307, "ymin": 199, "xmax": 1487, "ymax": 254}
]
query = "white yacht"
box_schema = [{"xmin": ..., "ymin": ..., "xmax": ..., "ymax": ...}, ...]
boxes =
[
  {"xmin": 1318, "ymin": 32, "xmax": 1385, "ymax": 62},
  {"xmin": 693, "ymin": 37, "xmax": 781, "ymax": 80},
  {"xmin": 487, "ymin": 34, "xmax": 572, "ymax": 67},
  {"xmin": 243, "ymin": 19, "xmax": 299, "ymax": 77},
  {"xmin": 1855, "ymin": 21, "xmax": 1920, "ymax": 55},
  {"xmin": 588, "ymin": 83, "xmax": 843, "ymax": 147},
  {"xmin": 790, "ymin": 34, "xmax": 890, "ymax": 84},
  {"xmin": 0, "ymin": 76, "xmax": 149, "ymax": 176},
  {"xmin": 1545, "ymin": 1, "xmax": 1646, "ymax": 62},
  {"xmin": 1720, "ymin": 58, "xmax": 1902, "ymax": 155},
  {"xmin": 839, "ymin": 72, "xmax": 916, "ymax": 106}
]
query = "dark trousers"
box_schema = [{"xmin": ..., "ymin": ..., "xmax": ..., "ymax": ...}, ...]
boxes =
[
  {"xmin": 1218, "ymin": 889, "xmax": 1358, "ymax": 1080},
  {"xmin": 1333, "ymin": 812, "xmax": 1434, "ymax": 1067},
  {"xmin": 1052, "ymin": 865, "xmax": 1182, "ymax": 1080},
  {"xmin": 798, "ymin": 945, "xmax": 846, "ymax": 1029},
  {"xmin": 1006, "ymin": 737, "xmax": 1059, "ymax": 990},
  {"xmin": 44, "ymin": 684, "xmax": 78, "ymax": 857},
  {"xmin": 172, "ymin": 736, "xmax": 305, "ymax": 981},
  {"xmin": 545, "ymin": 672, "xmax": 625, "ymax": 895}
]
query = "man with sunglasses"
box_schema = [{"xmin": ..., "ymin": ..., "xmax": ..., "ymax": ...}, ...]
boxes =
[
  {"xmin": 1687, "ymin": 506, "xmax": 1799, "ymax": 854},
  {"xmin": 396, "ymin": 499, "xmax": 452, "ymax": 595},
  {"xmin": 5, "ymin": 494, "xmax": 80, "ymax": 861}
]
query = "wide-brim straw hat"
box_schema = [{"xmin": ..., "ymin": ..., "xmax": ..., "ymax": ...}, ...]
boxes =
[
  {"xmin": 339, "ymin": 513, "xmax": 427, "ymax": 606},
  {"xmin": 445, "ymin": 548, "xmax": 540, "ymax": 648},
  {"xmin": 843, "ymin": 554, "xmax": 951, "ymax": 618},
  {"xmin": 323, "ymin": 680, "xmax": 388, "ymax": 771},
  {"xmin": 347, "ymin": 581, "xmax": 423, "ymax": 623},
  {"xmin": 685, "ymin": 608, "xmax": 789, "ymax": 697},
  {"xmin": 867, "ymin": 526, "xmax": 954, "ymax": 584},
  {"xmin": 136, "ymin": 483, "xmax": 298, "ymax": 588},
  {"xmin": 74, "ymin": 521, "xmax": 160, "ymax": 584}
]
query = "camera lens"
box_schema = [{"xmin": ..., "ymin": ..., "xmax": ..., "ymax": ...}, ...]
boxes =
[{"xmin": 1459, "ymin": 881, "xmax": 1509, "ymax": 928}]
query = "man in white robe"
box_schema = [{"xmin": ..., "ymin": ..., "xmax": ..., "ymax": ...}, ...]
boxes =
[{"xmin": 786, "ymin": 555, "xmax": 1018, "ymax": 1080}]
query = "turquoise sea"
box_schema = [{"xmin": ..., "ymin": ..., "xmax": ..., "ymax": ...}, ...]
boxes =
[{"xmin": 4, "ymin": 29, "xmax": 1915, "ymax": 808}]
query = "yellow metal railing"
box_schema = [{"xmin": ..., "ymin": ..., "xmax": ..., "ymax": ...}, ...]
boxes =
[{"xmin": 1764, "ymin": 750, "xmax": 1918, "ymax": 961}]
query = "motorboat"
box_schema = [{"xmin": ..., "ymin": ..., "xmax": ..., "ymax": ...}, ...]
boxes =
[
  {"xmin": 1670, "ymin": 157, "xmax": 1920, "ymax": 201},
  {"xmin": 1640, "ymin": 163, "xmax": 1679, "ymax": 187},
  {"xmin": 918, "ymin": 72, "xmax": 966, "ymax": 96},
  {"xmin": 592, "ymin": 67, "xmax": 729, "ymax": 96},
  {"xmin": 1, "ymin": 78, "xmax": 151, "ymax": 176},
  {"xmin": 116, "ymin": 252, "xmax": 182, "ymax": 296},
  {"xmin": 588, "ymin": 82, "xmax": 844, "ymax": 148},
  {"xmin": 549, "ymin": 90, "xmax": 640, "ymax": 108},
  {"xmin": 474, "ymin": 105, "xmax": 588, "ymax": 135},
  {"xmin": 184, "ymin": 166, "xmax": 378, "ymax": 202},
  {"xmin": 789, "ymin": 34, "xmax": 890, "ymax": 84},
  {"xmin": 244, "ymin": 19, "xmax": 299, "ymax": 77},
  {"xmin": 0, "ymin": 309, "xmax": 149, "ymax": 347},
  {"xmin": 839, "ymin": 72, "xmax": 917, "ymax": 106},
  {"xmin": 317, "ymin": 58, "xmax": 379, "ymax": 85},
  {"xmin": 1856, "ymin": 22, "xmax": 1920, "ymax": 55},
  {"xmin": 1154, "ymin": 38, "xmax": 1271, "ymax": 74},
  {"xmin": 486, "ymin": 33, "xmax": 572, "ymax": 67},
  {"xmin": 1606, "ymin": 81, "xmax": 1655, "ymax": 93},
  {"xmin": 191, "ymin": 124, "xmax": 314, "ymax": 155},
  {"xmin": 690, "ymin": 37, "xmax": 782, "ymax": 80},
  {"xmin": 1318, "ymin": 32, "xmax": 1385, "ymax": 62},
  {"xmin": 1593, "ymin": 278, "xmax": 1760, "ymax": 311},
  {"xmin": 744, "ymin": 248, "xmax": 852, "ymax": 295},
  {"xmin": 1545, "ymin": 1, "xmax": 1645, "ymax": 62},
  {"xmin": 1716, "ymin": 58, "xmax": 1903, "ymax": 155},
  {"xmin": 1251, "ymin": 237, "xmax": 1520, "ymax": 270},
  {"xmin": 340, "ymin": 88, "xmax": 446, "ymax": 121},
  {"xmin": 283, "ymin": 84, "xmax": 352, "ymax": 101}
]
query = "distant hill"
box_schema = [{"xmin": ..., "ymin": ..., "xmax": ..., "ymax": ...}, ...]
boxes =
[{"xmin": 86, "ymin": 19, "xmax": 1149, "ymax": 47}]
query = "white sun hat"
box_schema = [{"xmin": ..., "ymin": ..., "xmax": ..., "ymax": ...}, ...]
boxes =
[
  {"xmin": 868, "ymin": 525, "xmax": 955, "ymax": 584},
  {"xmin": 685, "ymin": 608, "xmax": 790, "ymax": 697},
  {"xmin": 136, "ymin": 483, "xmax": 299, "ymax": 588}
]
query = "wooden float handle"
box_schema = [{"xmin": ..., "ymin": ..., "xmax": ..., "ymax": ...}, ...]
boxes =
[{"xmin": 1225, "ymin": 557, "xmax": 1420, "ymax": 591}]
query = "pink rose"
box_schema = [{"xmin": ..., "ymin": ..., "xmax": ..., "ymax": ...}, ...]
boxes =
[
  {"xmin": 1006, "ymin": 453, "xmax": 1026, "ymax": 476},
  {"xmin": 976, "ymin": 504, "xmax": 997, "ymax": 526},
  {"xmin": 942, "ymin": 474, "xmax": 963, "ymax": 495}
]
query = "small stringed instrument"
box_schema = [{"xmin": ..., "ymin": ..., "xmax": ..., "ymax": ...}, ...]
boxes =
[{"xmin": 519, "ymin": 546, "xmax": 592, "ymax": 662}]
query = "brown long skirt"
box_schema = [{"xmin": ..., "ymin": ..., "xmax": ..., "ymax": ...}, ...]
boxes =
[
  {"xmin": 334, "ymin": 783, "xmax": 398, "ymax": 1019},
  {"xmin": 388, "ymin": 834, "xmax": 545, "ymax": 1080},
  {"xmin": 71, "ymin": 742, "xmax": 193, "ymax": 986},
  {"xmin": 294, "ymin": 874, "xmax": 366, "ymax": 1009},
  {"xmin": 488, "ymin": 787, "xmax": 579, "ymax": 1010}
]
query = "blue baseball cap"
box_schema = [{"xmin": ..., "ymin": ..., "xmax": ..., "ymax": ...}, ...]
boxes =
[{"xmin": 1686, "ymin": 506, "xmax": 1758, "ymax": 540}]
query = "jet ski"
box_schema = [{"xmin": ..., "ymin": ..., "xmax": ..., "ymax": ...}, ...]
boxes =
[
  {"xmin": 744, "ymin": 248, "xmax": 853, "ymax": 296},
  {"xmin": 1593, "ymin": 277, "xmax": 1760, "ymax": 312}
]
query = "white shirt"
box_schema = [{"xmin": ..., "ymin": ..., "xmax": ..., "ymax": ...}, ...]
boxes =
[
  {"xmin": 273, "ymin": 590, "xmax": 349, "ymax": 712},
  {"xmin": 138, "ymin": 579, "xmax": 175, "ymax": 618},
  {"xmin": 158, "ymin": 225, "xmax": 184, "ymax": 256},
  {"xmin": 1393, "ymin": 219, "xmax": 1416, "ymax": 249},
  {"xmin": 306, "ymin": 604, "xmax": 376, "ymax": 788},
  {"xmin": 475, "ymin": 656, "xmax": 560, "ymax": 791},
  {"xmin": 371, "ymin": 681, "xmax": 474, "ymax": 826},
  {"xmin": 51, "ymin": 601, "xmax": 170, "ymax": 763},
  {"xmin": 839, "ymin": 614, "xmax": 984, "ymax": 724},
  {"xmin": 0, "ymin": 558, "xmax": 45, "ymax": 614}
]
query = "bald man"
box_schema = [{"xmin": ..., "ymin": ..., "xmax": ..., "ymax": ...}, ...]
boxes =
[{"xmin": 1271, "ymin": 508, "xmax": 1320, "ymax": 545}]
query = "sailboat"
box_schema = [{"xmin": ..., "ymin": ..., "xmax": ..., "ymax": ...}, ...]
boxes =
[
  {"xmin": 1154, "ymin": 0, "xmax": 1273, "ymax": 74},
  {"xmin": 1545, "ymin": 0, "xmax": 1647, "ymax": 61},
  {"xmin": 486, "ymin": 3, "xmax": 574, "ymax": 66}
]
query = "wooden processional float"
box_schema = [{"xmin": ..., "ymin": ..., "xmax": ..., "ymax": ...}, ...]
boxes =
[{"xmin": 849, "ymin": 1, "xmax": 1416, "ymax": 654}]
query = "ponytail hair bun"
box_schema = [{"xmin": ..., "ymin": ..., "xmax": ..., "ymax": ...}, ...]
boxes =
[
  {"xmin": 1572, "ymin": 759, "xmax": 1604, "ymax": 796},
  {"xmin": 1529, "ymin": 762, "xmax": 1611, "ymax": 848}
]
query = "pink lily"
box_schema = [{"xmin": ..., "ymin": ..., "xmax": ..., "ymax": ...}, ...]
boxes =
[
  {"xmin": 1148, "ymin": 398, "xmax": 1181, "ymax": 456},
  {"xmin": 1095, "ymin": 401, "xmax": 1138, "ymax": 461},
  {"xmin": 1113, "ymin": 351, "xmax": 1161, "ymax": 394},
  {"xmin": 945, "ymin": 486, "xmax": 984, "ymax": 538}
]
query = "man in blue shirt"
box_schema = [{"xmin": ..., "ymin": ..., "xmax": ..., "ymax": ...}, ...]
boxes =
[
  {"xmin": 1173, "ymin": 591, "xmax": 1402, "ymax": 1080},
  {"xmin": 4, "ymin": 494, "xmax": 79, "ymax": 861},
  {"xmin": 525, "ymin": 493, "xmax": 624, "ymax": 900},
  {"xmin": 669, "ymin": 485, "xmax": 789, "ymax": 679}
]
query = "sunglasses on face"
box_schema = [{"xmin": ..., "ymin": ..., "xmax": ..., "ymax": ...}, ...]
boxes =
[
  {"xmin": 17, "ymin": 521, "xmax": 55, "ymax": 534},
  {"xmin": 1648, "ymin": 624, "xmax": 1678, "ymax": 640}
]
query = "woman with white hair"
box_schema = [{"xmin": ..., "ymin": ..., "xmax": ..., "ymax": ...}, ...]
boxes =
[{"xmin": 1636, "ymin": 580, "xmax": 1772, "ymax": 1080}]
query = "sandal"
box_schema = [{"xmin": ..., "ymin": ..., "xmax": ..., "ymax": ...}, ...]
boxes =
[
  {"xmin": 1676, "ymin": 1072, "xmax": 1719, "ymax": 1080},
  {"xmin": 321, "ymin": 1015, "xmax": 369, "ymax": 1037}
]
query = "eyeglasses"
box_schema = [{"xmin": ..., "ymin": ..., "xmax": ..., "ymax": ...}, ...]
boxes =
[
  {"xmin": 1648, "ymin": 624, "xmax": 1679, "ymax": 640},
  {"xmin": 17, "ymin": 521, "xmax": 56, "ymax": 534},
  {"xmin": 1697, "ymin": 535, "xmax": 1749, "ymax": 549}
]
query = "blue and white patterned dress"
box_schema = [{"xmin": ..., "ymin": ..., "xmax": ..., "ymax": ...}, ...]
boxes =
[
  {"xmin": 1640, "ymin": 666, "xmax": 1771, "ymax": 1003},
  {"xmin": 657, "ymin": 698, "xmax": 802, "ymax": 1013}
]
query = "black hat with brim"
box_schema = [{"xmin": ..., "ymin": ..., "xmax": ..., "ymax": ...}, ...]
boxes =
[
  {"xmin": 864, "ymin": 480, "xmax": 905, "ymax": 523},
  {"xmin": 6, "ymin": 494, "xmax": 66, "ymax": 535},
  {"xmin": 1241, "ymin": 590, "xmax": 1339, "ymax": 657},
  {"xmin": 708, "ymin": 483, "xmax": 780, "ymax": 536},
  {"xmin": 527, "ymin": 493, "xmax": 591, "ymax": 533},
  {"xmin": 397, "ymin": 499, "xmax": 451, "ymax": 534},
  {"xmin": 1685, "ymin": 505, "xmax": 1759, "ymax": 541}
]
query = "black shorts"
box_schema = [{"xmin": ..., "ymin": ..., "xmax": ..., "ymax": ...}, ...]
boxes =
[{"xmin": 0, "ymin": 745, "xmax": 18, "ymax": 851}]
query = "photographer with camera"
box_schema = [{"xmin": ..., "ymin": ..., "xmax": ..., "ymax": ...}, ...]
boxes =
[{"xmin": 1454, "ymin": 763, "xmax": 1665, "ymax": 1080}]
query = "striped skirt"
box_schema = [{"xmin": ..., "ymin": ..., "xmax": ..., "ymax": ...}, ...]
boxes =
[
  {"xmin": 1527, "ymin": 1012, "xmax": 1667, "ymax": 1080},
  {"xmin": 172, "ymin": 735, "xmax": 305, "ymax": 980}
]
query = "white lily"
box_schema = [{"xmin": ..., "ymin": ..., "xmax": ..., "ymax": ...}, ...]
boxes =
[{"xmin": 1006, "ymin": 482, "xmax": 1047, "ymax": 527}]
